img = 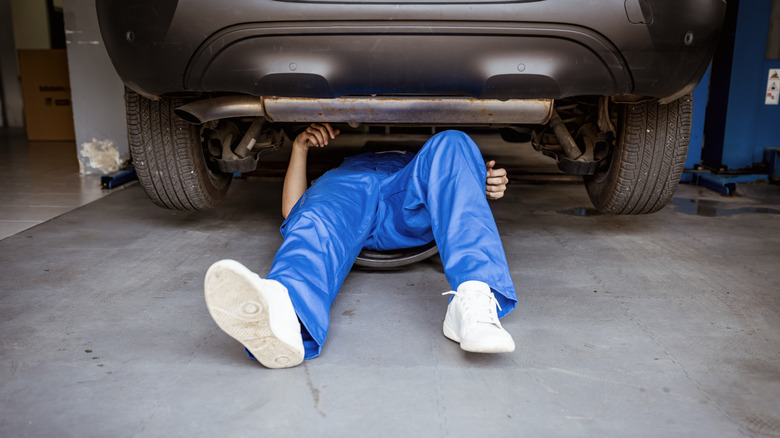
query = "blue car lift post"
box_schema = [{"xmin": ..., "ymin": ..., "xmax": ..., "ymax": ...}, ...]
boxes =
[{"xmin": 684, "ymin": 0, "xmax": 780, "ymax": 195}]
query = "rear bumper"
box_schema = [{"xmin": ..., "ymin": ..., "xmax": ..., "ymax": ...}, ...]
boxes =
[
  {"xmin": 185, "ymin": 22, "xmax": 631, "ymax": 100},
  {"xmin": 97, "ymin": 0, "xmax": 725, "ymax": 102}
]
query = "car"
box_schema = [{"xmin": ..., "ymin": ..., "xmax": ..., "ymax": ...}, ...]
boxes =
[{"xmin": 96, "ymin": 0, "xmax": 726, "ymax": 215}]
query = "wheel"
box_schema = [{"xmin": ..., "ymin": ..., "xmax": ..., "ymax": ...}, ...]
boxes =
[
  {"xmin": 125, "ymin": 89, "xmax": 231, "ymax": 210},
  {"xmin": 354, "ymin": 242, "xmax": 439, "ymax": 270},
  {"xmin": 584, "ymin": 94, "xmax": 692, "ymax": 214}
]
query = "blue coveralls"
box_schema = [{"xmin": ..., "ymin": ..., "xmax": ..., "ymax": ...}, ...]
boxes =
[{"xmin": 266, "ymin": 130, "xmax": 517, "ymax": 359}]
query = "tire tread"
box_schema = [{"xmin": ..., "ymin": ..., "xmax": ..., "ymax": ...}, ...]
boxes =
[
  {"xmin": 125, "ymin": 89, "xmax": 230, "ymax": 210},
  {"xmin": 585, "ymin": 94, "xmax": 692, "ymax": 215}
]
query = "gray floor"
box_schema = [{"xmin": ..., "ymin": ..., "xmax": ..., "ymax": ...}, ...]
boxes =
[
  {"xmin": 1, "ymin": 130, "xmax": 779, "ymax": 437},
  {"xmin": 0, "ymin": 128, "xmax": 109, "ymax": 240}
]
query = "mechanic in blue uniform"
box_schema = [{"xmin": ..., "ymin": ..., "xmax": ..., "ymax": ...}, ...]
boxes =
[{"xmin": 204, "ymin": 123, "xmax": 517, "ymax": 369}]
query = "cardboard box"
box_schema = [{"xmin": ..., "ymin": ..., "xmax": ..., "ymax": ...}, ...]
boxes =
[{"xmin": 18, "ymin": 49, "xmax": 76, "ymax": 141}]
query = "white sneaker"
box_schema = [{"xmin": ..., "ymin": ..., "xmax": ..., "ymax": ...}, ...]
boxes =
[
  {"xmin": 442, "ymin": 281, "xmax": 515, "ymax": 353},
  {"xmin": 204, "ymin": 259, "xmax": 304, "ymax": 368}
]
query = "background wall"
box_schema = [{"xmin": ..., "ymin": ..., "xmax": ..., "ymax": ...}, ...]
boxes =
[
  {"xmin": 0, "ymin": 0, "xmax": 25, "ymax": 128},
  {"xmin": 768, "ymin": 0, "xmax": 780, "ymax": 59},
  {"xmin": 0, "ymin": 0, "xmax": 127, "ymax": 173},
  {"xmin": 703, "ymin": 0, "xmax": 780, "ymax": 170},
  {"xmin": 10, "ymin": 0, "xmax": 51, "ymax": 50},
  {"xmin": 62, "ymin": 0, "xmax": 128, "ymax": 174},
  {"xmin": 721, "ymin": 0, "xmax": 780, "ymax": 169}
]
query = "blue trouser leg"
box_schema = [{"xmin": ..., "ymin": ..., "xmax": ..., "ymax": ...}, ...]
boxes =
[
  {"xmin": 369, "ymin": 130, "xmax": 518, "ymax": 316},
  {"xmin": 266, "ymin": 131, "xmax": 517, "ymax": 360},
  {"xmin": 267, "ymin": 168, "xmax": 380, "ymax": 359}
]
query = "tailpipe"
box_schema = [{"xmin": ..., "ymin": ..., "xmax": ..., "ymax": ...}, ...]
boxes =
[{"xmin": 174, "ymin": 95, "xmax": 265, "ymax": 124}]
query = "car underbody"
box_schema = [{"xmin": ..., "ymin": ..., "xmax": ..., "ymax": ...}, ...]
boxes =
[{"xmin": 97, "ymin": 0, "xmax": 726, "ymax": 215}]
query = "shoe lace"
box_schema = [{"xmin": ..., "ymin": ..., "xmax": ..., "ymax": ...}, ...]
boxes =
[{"xmin": 443, "ymin": 290, "xmax": 502, "ymax": 325}]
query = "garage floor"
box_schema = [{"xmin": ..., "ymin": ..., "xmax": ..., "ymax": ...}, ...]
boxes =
[
  {"xmin": 0, "ymin": 129, "xmax": 109, "ymax": 240},
  {"xmin": 1, "ymin": 128, "xmax": 779, "ymax": 437}
]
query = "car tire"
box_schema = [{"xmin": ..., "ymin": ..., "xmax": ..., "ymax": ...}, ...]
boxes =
[
  {"xmin": 584, "ymin": 94, "xmax": 692, "ymax": 214},
  {"xmin": 125, "ymin": 89, "xmax": 231, "ymax": 210},
  {"xmin": 354, "ymin": 242, "xmax": 439, "ymax": 270}
]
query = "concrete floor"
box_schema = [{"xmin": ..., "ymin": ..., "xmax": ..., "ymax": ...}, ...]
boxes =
[
  {"xmin": 0, "ymin": 128, "xmax": 109, "ymax": 240},
  {"xmin": 1, "ymin": 129, "xmax": 779, "ymax": 437}
]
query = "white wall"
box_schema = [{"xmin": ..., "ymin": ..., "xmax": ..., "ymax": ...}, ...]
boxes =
[{"xmin": 62, "ymin": 0, "xmax": 129, "ymax": 174}]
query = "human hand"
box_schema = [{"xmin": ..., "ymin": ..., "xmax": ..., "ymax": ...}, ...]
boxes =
[
  {"xmin": 485, "ymin": 160, "xmax": 509, "ymax": 200},
  {"xmin": 293, "ymin": 123, "xmax": 340, "ymax": 150}
]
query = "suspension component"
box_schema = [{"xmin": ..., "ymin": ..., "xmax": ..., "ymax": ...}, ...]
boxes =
[
  {"xmin": 533, "ymin": 98, "xmax": 611, "ymax": 175},
  {"xmin": 203, "ymin": 118, "xmax": 284, "ymax": 173}
]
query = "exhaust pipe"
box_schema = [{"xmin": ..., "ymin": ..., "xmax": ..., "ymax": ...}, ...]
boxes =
[
  {"xmin": 174, "ymin": 95, "xmax": 265, "ymax": 124},
  {"xmin": 175, "ymin": 96, "xmax": 553, "ymax": 125}
]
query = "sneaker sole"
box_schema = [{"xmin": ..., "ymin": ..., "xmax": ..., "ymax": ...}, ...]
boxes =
[
  {"xmin": 442, "ymin": 320, "xmax": 461, "ymax": 344},
  {"xmin": 204, "ymin": 260, "xmax": 303, "ymax": 369},
  {"xmin": 443, "ymin": 319, "xmax": 515, "ymax": 353}
]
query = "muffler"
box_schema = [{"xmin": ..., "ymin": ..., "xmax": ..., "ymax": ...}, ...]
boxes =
[{"xmin": 175, "ymin": 95, "xmax": 554, "ymax": 125}]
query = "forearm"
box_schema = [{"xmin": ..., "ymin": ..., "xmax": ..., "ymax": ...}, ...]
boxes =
[
  {"xmin": 281, "ymin": 123, "xmax": 340, "ymax": 218},
  {"xmin": 281, "ymin": 146, "xmax": 309, "ymax": 219}
]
